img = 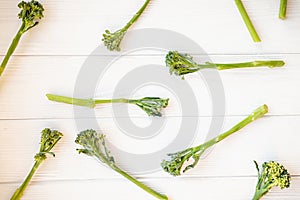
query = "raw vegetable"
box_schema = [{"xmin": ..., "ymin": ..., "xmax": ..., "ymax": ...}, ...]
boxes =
[
  {"xmin": 46, "ymin": 94, "xmax": 169, "ymax": 117},
  {"xmin": 75, "ymin": 129, "xmax": 168, "ymax": 200},
  {"xmin": 234, "ymin": 0, "xmax": 261, "ymax": 42},
  {"xmin": 0, "ymin": 0, "xmax": 44, "ymax": 77},
  {"xmin": 10, "ymin": 128, "xmax": 63, "ymax": 200},
  {"xmin": 252, "ymin": 161, "xmax": 291, "ymax": 200},
  {"xmin": 161, "ymin": 104, "xmax": 268, "ymax": 176},
  {"xmin": 279, "ymin": 0, "xmax": 288, "ymax": 20},
  {"xmin": 102, "ymin": 0, "xmax": 150, "ymax": 51},
  {"xmin": 166, "ymin": 51, "xmax": 284, "ymax": 78}
]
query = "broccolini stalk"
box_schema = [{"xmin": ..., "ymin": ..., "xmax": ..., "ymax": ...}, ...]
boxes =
[
  {"xmin": 161, "ymin": 105, "xmax": 268, "ymax": 176},
  {"xmin": 10, "ymin": 128, "xmax": 63, "ymax": 200},
  {"xmin": 252, "ymin": 161, "xmax": 291, "ymax": 200},
  {"xmin": 46, "ymin": 94, "xmax": 169, "ymax": 117},
  {"xmin": 234, "ymin": 0, "xmax": 261, "ymax": 42},
  {"xmin": 279, "ymin": 0, "xmax": 288, "ymax": 20},
  {"xmin": 102, "ymin": 0, "xmax": 151, "ymax": 51},
  {"xmin": 166, "ymin": 51, "xmax": 284, "ymax": 78},
  {"xmin": 0, "ymin": 1, "xmax": 44, "ymax": 77},
  {"xmin": 75, "ymin": 129, "xmax": 168, "ymax": 200}
]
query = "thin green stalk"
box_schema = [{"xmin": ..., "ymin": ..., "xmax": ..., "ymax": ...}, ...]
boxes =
[
  {"xmin": 173, "ymin": 60, "xmax": 284, "ymax": 74},
  {"xmin": 95, "ymin": 98, "xmax": 130, "ymax": 104},
  {"xmin": 279, "ymin": 0, "xmax": 288, "ymax": 20},
  {"xmin": 214, "ymin": 60, "xmax": 284, "ymax": 70},
  {"xmin": 46, "ymin": 94, "xmax": 132, "ymax": 108},
  {"xmin": 112, "ymin": 165, "xmax": 168, "ymax": 200},
  {"xmin": 46, "ymin": 94, "xmax": 169, "ymax": 117},
  {"xmin": 46, "ymin": 94, "xmax": 96, "ymax": 108},
  {"xmin": 197, "ymin": 104, "xmax": 268, "ymax": 151},
  {"xmin": 192, "ymin": 60, "xmax": 285, "ymax": 71},
  {"xmin": 165, "ymin": 51, "xmax": 284, "ymax": 78},
  {"xmin": 123, "ymin": 0, "xmax": 151, "ymax": 31},
  {"xmin": 252, "ymin": 183, "xmax": 268, "ymax": 200},
  {"xmin": 0, "ymin": 23, "xmax": 25, "ymax": 77},
  {"xmin": 234, "ymin": 0, "xmax": 261, "ymax": 42},
  {"xmin": 10, "ymin": 160, "xmax": 42, "ymax": 200},
  {"xmin": 252, "ymin": 190, "xmax": 266, "ymax": 200},
  {"xmin": 203, "ymin": 60, "xmax": 285, "ymax": 70}
]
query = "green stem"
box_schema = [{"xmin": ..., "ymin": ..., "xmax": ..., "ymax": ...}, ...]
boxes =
[
  {"xmin": 252, "ymin": 168, "xmax": 270, "ymax": 200},
  {"xmin": 95, "ymin": 98, "xmax": 130, "ymax": 104},
  {"xmin": 46, "ymin": 94, "xmax": 96, "ymax": 108},
  {"xmin": 122, "ymin": 0, "xmax": 151, "ymax": 31},
  {"xmin": 10, "ymin": 160, "xmax": 42, "ymax": 200},
  {"xmin": 200, "ymin": 60, "xmax": 285, "ymax": 70},
  {"xmin": 252, "ymin": 188, "xmax": 268, "ymax": 200},
  {"xmin": 112, "ymin": 165, "xmax": 168, "ymax": 200},
  {"xmin": 0, "ymin": 23, "xmax": 25, "ymax": 77},
  {"xmin": 279, "ymin": 0, "xmax": 287, "ymax": 20},
  {"xmin": 46, "ymin": 94, "xmax": 130, "ymax": 108},
  {"xmin": 252, "ymin": 191, "xmax": 263, "ymax": 200},
  {"xmin": 234, "ymin": 0, "xmax": 261, "ymax": 42},
  {"xmin": 196, "ymin": 104, "xmax": 268, "ymax": 151}
]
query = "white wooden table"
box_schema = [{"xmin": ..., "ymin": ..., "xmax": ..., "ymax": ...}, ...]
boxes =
[{"xmin": 0, "ymin": 0, "xmax": 300, "ymax": 199}]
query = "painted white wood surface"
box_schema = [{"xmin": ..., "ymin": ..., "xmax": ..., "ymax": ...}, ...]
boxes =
[{"xmin": 0, "ymin": 0, "xmax": 299, "ymax": 199}]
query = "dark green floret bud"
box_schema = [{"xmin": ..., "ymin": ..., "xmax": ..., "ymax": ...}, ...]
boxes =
[
  {"xmin": 252, "ymin": 160, "xmax": 291, "ymax": 200},
  {"xmin": 18, "ymin": 0, "xmax": 44, "ymax": 32}
]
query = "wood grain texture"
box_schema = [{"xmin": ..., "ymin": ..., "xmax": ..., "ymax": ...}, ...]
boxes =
[
  {"xmin": 0, "ymin": 54, "xmax": 299, "ymax": 119},
  {"xmin": 1, "ymin": 177, "xmax": 300, "ymax": 200},
  {"xmin": 0, "ymin": 0, "xmax": 300, "ymax": 55},
  {"xmin": 0, "ymin": 0, "xmax": 299, "ymax": 199},
  {"xmin": 0, "ymin": 116, "xmax": 300, "ymax": 182}
]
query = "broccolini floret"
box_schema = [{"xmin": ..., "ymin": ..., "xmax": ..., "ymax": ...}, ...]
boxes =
[
  {"xmin": 102, "ymin": 0, "xmax": 151, "ymax": 51},
  {"xmin": 0, "ymin": 1, "xmax": 44, "ymax": 78},
  {"xmin": 46, "ymin": 94, "xmax": 169, "ymax": 117},
  {"xmin": 75, "ymin": 129, "xmax": 168, "ymax": 200},
  {"xmin": 161, "ymin": 105, "xmax": 268, "ymax": 176},
  {"xmin": 10, "ymin": 128, "xmax": 63, "ymax": 200},
  {"xmin": 166, "ymin": 51, "xmax": 285, "ymax": 78},
  {"xmin": 252, "ymin": 160, "xmax": 291, "ymax": 200}
]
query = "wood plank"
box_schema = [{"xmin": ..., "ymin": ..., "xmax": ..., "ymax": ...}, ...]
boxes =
[
  {"xmin": 0, "ymin": 0, "xmax": 299, "ymax": 55},
  {"xmin": 0, "ymin": 176, "xmax": 299, "ymax": 200},
  {"xmin": 0, "ymin": 115, "xmax": 299, "ymax": 182},
  {"xmin": 0, "ymin": 54, "xmax": 299, "ymax": 119}
]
